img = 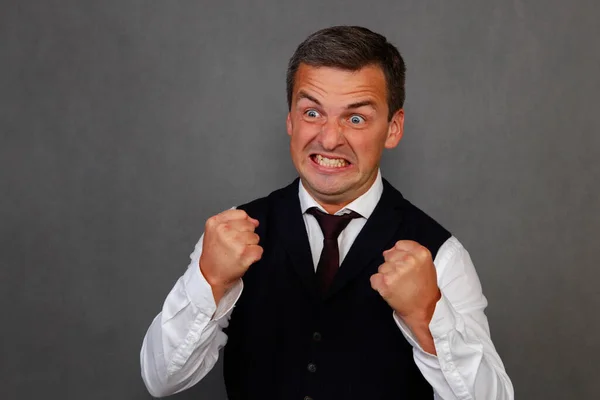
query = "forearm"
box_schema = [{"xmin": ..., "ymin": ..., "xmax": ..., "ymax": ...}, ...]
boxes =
[
  {"xmin": 394, "ymin": 237, "xmax": 513, "ymax": 399},
  {"xmin": 400, "ymin": 289, "xmax": 442, "ymax": 356},
  {"xmin": 401, "ymin": 316, "xmax": 437, "ymax": 355},
  {"xmin": 395, "ymin": 295, "xmax": 513, "ymax": 399}
]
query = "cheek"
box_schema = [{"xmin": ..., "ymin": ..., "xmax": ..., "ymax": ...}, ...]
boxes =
[
  {"xmin": 347, "ymin": 130, "xmax": 387, "ymax": 163},
  {"xmin": 289, "ymin": 126, "xmax": 309, "ymax": 161},
  {"xmin": 291, "ymin": 121, "xmax": 319, "ymax": 147}
]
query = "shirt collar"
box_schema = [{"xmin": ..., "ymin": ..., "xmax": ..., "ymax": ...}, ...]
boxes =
[{"xmin": 298, "ymin": 169, "xmax": 383, "ymax": 219}]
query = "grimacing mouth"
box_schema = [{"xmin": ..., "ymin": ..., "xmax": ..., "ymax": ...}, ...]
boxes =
[{"xmin": 310, "ymin": 153, "xmax": 352, "ymax": 168}]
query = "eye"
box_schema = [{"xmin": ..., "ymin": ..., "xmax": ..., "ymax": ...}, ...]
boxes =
[
  {"xmin": 349, "ymin": 115, "xmax": 365, "ymax": 124},
  {"xmin": 305, "ymin": 109, "xmax": 321, "ymax": 118}
]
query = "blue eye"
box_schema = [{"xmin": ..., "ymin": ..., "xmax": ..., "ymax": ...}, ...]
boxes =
[
  {"xmin": 305, "ymin": 109, "xmax": 320, "ymax": 118},
  {"xmin": 349, "ymin": 115, "xmax": 365, "ymax": 124}
]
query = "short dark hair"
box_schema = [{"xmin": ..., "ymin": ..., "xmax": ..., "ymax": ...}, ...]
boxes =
[{"xmin": 286, "ymin": 26, "xmax": 406, "ymax": 120}]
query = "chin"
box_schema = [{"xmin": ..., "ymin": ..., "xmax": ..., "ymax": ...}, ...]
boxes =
[{"xmin": 303, "ymin": 176, "xmax": 355, "ymax": 199}]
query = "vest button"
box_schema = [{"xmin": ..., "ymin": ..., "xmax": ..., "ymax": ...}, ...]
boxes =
[
  {"xmin": 307, "ymin": 363, "xmax": 317, "ymax": 373},
  {"xmin": 312, "ymin": 332, "xmax": 322, "ymax": 341}
]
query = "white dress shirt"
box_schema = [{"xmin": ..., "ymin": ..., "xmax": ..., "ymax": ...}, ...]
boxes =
[{"xmin": 140, "ymin": 170, "xmax": 514, "ymax": 399}]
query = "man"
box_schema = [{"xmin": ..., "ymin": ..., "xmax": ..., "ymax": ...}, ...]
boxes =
[{"xmin": 140, "ymin": 26, "xmax": 514, "ymax": 399}]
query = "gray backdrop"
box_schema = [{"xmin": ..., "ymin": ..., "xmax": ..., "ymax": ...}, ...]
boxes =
[{"xmin": 1, "ymin": 1, "xmax": 599, "ymax": 399}]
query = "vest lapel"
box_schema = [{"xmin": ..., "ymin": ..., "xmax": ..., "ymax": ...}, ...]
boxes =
[
  {"xmin": 326, "ymin": 179, "xmax": 405, "ymax": 300},
  {"xmin": 273, "ymin": 179, "xmax": 320, "ymax": 301}
]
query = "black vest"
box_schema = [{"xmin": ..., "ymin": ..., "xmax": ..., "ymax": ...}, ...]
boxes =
[{"xmin": 223, "ymin": 178, "xmax": 451, "ymax": 400}]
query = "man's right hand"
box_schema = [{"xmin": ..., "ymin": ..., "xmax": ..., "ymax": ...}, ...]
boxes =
[{"xmin": 199, "ymin": 209, "xmax": 263, "ymax": 304}]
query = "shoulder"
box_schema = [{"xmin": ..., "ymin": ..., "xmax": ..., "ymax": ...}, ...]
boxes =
[
  {"xmin": 235, "ymin": 178, "xmax": 298, "ymax": 218},
  {"xmin": 383, "ymin": 178, "xmax": 452, "ymax": 255},
  {"xmin": 234, "ymin": 179, "xmax": 298, "ymax": 238}
]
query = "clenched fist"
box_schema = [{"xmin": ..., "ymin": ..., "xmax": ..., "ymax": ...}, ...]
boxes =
[
  {"xmin": 199, "ymin": 209, "xmax": 263, "ymax": 303},
  {"xmin": 370, "ymin": 240, "xmax": 440, "ymax": 323}
]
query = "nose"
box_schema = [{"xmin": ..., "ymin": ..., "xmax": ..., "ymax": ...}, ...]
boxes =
[{"xmin": 318, "ymin": 119, "xmax": 344, "ymax": 151}]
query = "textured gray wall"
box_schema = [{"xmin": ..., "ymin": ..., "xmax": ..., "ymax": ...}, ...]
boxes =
[{"xmin": 1, "ymin": 1, "xmax": 599, "ymax": 399}]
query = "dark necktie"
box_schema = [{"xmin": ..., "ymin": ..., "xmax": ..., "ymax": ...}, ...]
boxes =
[{"xmin": 306, "ymin": 207, "xmax": 362, "ymax": 294}]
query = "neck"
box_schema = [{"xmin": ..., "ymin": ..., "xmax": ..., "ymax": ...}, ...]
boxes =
[
  {"xmin": 319, "ymin": 200, "xmax": 352, "ymax": 215},
  {"xmin": 304, "ymin": 170, "xmax": 379, "ymax": 214}
]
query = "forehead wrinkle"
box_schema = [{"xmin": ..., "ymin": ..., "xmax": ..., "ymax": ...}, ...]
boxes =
[
  {"xmin": 299, "ymin": 87, "xmax": 382, "ymax": 107},
  {"xmin": 294, "ymin": 82, "xmax": 327, "ymax": 105},
  {"xmin": 294, "ymin": 68, "xmax": 387, "ymax": 112}
]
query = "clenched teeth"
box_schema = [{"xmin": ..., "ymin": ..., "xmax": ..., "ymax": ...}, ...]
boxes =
[{"xmin": 314, "ymin": 154, "xmax": 349, "ymax": 168}]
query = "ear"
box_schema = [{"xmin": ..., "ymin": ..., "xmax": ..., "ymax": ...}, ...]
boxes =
[
  {"xmin": 384, "ymin": 109, "xmax": 404, "ymax": 149},
  {"xmin": 286, "ymin": 113, "xmax": 293, "ymax": 137}
]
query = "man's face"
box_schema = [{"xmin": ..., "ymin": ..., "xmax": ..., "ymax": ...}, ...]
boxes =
[{"xmin": 287, "ymin": 63, "xmax": 404, "ymax": 211}]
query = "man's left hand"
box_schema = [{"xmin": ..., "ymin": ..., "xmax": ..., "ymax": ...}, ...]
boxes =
[{"xmin": 370, "ymin": 240, "xmax": 441, "ymax": 326}]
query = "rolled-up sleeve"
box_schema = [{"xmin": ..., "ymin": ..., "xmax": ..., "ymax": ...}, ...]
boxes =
[
  {"xmin": 140, "ymin": 233, "xmax": 243, "ymax": 398},
  {"xmin": 394, "ymin": 236, "xmax": 514, "ymax": 400}
]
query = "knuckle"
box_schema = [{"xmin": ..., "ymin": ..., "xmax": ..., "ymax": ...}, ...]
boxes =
[
  {"xmin": 255, "ymin": 246, "xmax": 264, "ymax": 258},
  {"xmin": 378, "ymin": 262, "xmax": 392, "ymax": 273},
  {"xmin": 235, "ymin": 210, "xmax": 249, "ymax": 220},
  {"xmin": 403, "ymin": 253, "xmax": 416, "ymax": 264},
  {"xmin": 416, "ymin": 246, "xmax": 431, "ymax": 260},
  {"xmin": 233, "ymin": 220, "xmax": 246, "ymax": 231},
  {"xmin": 384, "ymin": 248, "xmax": 396, "ymax": 260},
  {"xmin": 382, "ymin": 273, "xmax": 395, "ymax": 287},
  {"xmin": 217, "ymin": 222, "xmax": 230, "ymax": 234},
  {"xmin": 205, "ymin": 216, "xmax": 217, "ymax": 229},
  {"xmin": 238, "ymin": 231, "xmax": 251, "ymax": 244},
  {"xmin": 234, "ymin": 243, "xmax": 246, "ymax": 258},
  {"xmin": 369, "ymin": 274, "xmax": 377, "ymax": 285},
  {"xmin": 371, "ymin": 273, "xmax": 384, "ymax": 289},
  {"xmin": 243, "ymin": 245, "xmax": 263, "ymax": 263}
]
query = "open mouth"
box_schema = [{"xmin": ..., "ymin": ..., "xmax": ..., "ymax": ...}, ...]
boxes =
[{"xmin": 310, "ymin": 154, "xmax": 351, "ymax": 169}]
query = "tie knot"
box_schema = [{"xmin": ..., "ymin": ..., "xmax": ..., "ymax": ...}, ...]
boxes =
[{"xmin": 306, "ymin": 207, "xmax": 362, "ymax": 240}]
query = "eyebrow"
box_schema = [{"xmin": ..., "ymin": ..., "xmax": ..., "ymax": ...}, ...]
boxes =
[
  {"xmin": 297, "ymin": 90, "xmax": 376, "ymax": 110},
  {"xmin": 345, "ymin": 100, "xmax": 376, "ymax": 110},
  {"xmin": 297, "ymin": 91, "xmax": 322, "ymax": 106}
]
